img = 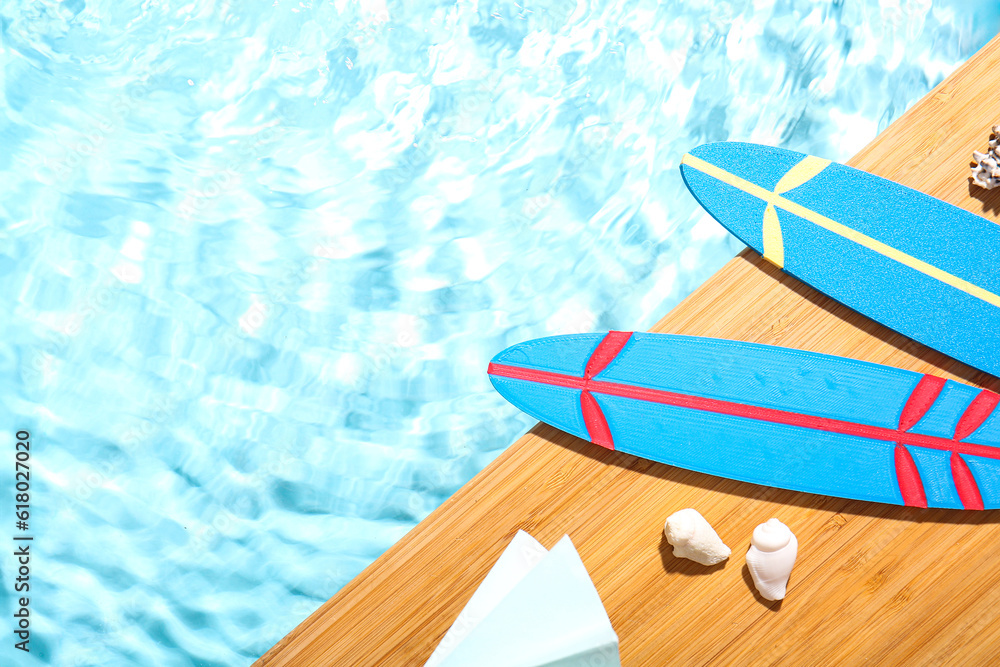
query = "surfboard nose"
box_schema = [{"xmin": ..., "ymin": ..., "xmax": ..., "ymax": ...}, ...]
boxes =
[
  {"xmin": 680, "ymin": 142, "xmax": 823, "ymax": 266},
  {"xmin": 489, "ymin": 333, "xmax": 607, "ymax": 378},
  {"xmin": 487, "ymin": 333, "xmax": 615, "ymax": 445},
  {"xmin": 684, "ymin": 142, "xmax": 810, "ymax": 191}
]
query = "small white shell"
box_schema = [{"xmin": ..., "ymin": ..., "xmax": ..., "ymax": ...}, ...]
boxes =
[
  {"xmin": 745, "ymin": 518, "xmax": 798, "ymax": 601},
  {"xmin": 972, "ymin": 127, "xmax": 1000, "ymax": 190},
  {"xmin": 663, "ymin": 508, "xmax": 731, "ymax": 566}
]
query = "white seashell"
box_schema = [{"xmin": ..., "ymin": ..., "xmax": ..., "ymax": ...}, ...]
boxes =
[
  {"xmin": 971, "ymin": 126, "xmax": 1000, "ymax": 190},
  {"xmin": 663, "ymin": 508, "xmax": 730, "ymax": 566},
  {"xmin": 745, "ymin": 518, "xmax": 798, "ymax": 601}
]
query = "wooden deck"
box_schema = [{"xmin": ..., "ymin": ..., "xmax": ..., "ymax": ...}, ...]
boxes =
[{"xmin": 257, "ymin": 35, "xmax": 1000, "ymax": 666}]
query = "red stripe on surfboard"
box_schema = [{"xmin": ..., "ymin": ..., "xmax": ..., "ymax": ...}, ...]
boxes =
[
  {"xmin": 489, "ymin": 363, "xmax": 587, "ymax": 389},
  {"xmin": 584, "ymin": 331, "xmax": 633, "ymax": 380},
  {"xmin": 894, "ymin": 446, "xmax": 927, "ymax": 508},
  {"xmin": 581, "ymin": 391, "xmax": 614, "ymax": 449},
  {"xmin": 951, "ymin": 453, "xmax": 985, "ymax": 510},
  {"xmin": 954, "ymin": 390, "xmax": 1000, "ymax": 441},
  {"xmin": 898, "ymin": 375, "xmax": 946, "ymax": 431},
  {"xmin": 486, "ymin": 363, "xmax": 1000, "ymax": 461}
]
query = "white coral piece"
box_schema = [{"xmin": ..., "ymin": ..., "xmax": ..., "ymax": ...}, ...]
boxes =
[
  {"xmin": 663, "ymin": 508, "xmax": 730, "ymax": 566},
  {"xmin": 745, "ymin": 518, "xmax": 798, "ymax": 601},
  {"xmin": 971, "ymin": 125, "xmax": 1000, "ymax": 190}
]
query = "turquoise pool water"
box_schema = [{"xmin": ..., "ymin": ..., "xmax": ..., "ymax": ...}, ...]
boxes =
[{"xmin": 2, "ymin": 1, "xmax": 999, "ymax": 664}]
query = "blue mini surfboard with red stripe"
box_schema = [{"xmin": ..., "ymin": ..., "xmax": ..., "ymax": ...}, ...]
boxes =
[
  {"xmin": 680, "ymin": 142, "xmax": 1000, "ymax": 377},
  {"xmin": 488, "ymin": 332, "xmax": 1000, "ymax": 509}
]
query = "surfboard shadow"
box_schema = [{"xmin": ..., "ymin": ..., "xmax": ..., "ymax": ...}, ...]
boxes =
[
  {"xmin": 534, "ymin": 423, "xmax": 1000, "ymax": 525},
  {"xmin": 737, "ymin": 249, "xmax": 1000, "ymax": 393}
]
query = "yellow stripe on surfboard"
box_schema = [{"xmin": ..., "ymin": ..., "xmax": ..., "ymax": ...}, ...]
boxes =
[
  {"xmin": 765, "ymin": 156, "xmax": 830, "ymax": 267},
  {"xmin": 762, "ymin": 204, "xmax": 784, "ymax": 267},
  {"xmin": 681, "ymin": 152, "xmax": 1000, "ymax": 309},
  {"xmin": 774, "ymin": 155, "xmax": 832, "ymax": 195}
]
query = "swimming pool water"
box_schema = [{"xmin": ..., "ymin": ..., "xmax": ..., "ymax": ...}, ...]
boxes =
[{"xmin": 2, "ymin": 1, "xmax": 999, "ymax": 664}]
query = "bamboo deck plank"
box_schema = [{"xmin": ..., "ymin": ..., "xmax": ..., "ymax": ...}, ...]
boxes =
[{"xmin": 257, "ymin": 34, "xmax": 1000, "ymax": 667}]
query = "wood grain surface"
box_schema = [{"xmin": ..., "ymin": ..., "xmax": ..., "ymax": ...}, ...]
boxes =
[{"xmin": 257, "ymin": 35, "xmax": 1000, "ymax": 667}]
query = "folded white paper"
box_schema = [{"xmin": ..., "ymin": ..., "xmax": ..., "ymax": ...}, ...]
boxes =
[
  {"xmin": 426, "ymin": 530, "xmax": 548, "ymax": 666},
  {"xmin": 427, "ymin": 532, "xmax": 620, "ymax": 667}
]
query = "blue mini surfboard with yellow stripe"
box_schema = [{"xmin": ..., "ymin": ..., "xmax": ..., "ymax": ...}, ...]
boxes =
[
  {"xmin": 680, "ymin": 142, "xmax": 1000, "ymax": 377},
  {"xmin": 489, "ymin": 332, "xmax": 1000, "ymax": 509}
]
